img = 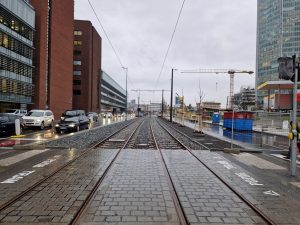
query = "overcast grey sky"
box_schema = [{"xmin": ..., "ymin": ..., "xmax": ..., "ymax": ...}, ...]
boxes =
[{"xmin": 74, "ymin": 0, "xmax": 257, "ymax": 107}]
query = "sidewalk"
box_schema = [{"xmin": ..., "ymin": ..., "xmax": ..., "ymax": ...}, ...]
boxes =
[{"xmin": 172, "ymin": 117, "xmax": 300, "ymax": 164}]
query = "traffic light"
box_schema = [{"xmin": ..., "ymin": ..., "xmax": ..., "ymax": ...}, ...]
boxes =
[{"xmin": 278, "ymin": 57, "xmax": 294, "ymax": 81}]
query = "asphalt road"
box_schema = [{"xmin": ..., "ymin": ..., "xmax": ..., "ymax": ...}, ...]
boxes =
[{"xmin": 0, "ymin": 117, "xmax": 127, "ymax": 148}]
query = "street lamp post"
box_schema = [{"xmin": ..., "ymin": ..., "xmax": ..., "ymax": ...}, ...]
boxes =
[
  {"xmin": 162, "ymin": 90, "xmax": 164, "ymax": 118},
  {"xmin": 122, "ymin": 67, "xmax": 128, "ymax": 121},
  {"xmin": 170, "ymin": 69, "xmax": 176, "ymax": 122}
]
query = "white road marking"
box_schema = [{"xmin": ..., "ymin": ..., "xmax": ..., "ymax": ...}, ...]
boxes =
[
  {"xmin": 0, "ymin": 150, "xmax": 49, "ymax": 166},
  {"xmin": 270, "ymin": 154, "xmax": 286, "ymax": 159},
  {"xmin": 235, "ymin": 172, "xmax": 263, "ymax": 186},
  {"xmin": 1, "ymin": 171, "xmax": 34, "ymax": 184},
  {"xmin": 217, "ymin": 161, "xmax": 236, "ymax": 170},
  {"xmin": 271, "ymin": 154, "xmax": 300, "ymax": 165},
  {"xmin": 290, "ymin": 182, "xmax": 300, "ymax": 188},
  {"xmin": 233, "ymin": 153, "xmax": 286, "ymax": 170},
  {"xmin": 263, "ymin": 190, "xmax": 280, "ymax": 196},
  {"xmin": 33, "ymin": 155, "xmax": 61, "ymax": 168}
]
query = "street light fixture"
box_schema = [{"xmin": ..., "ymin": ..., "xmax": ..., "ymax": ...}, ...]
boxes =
[{"xmin": 122, "ymin": 67, "xmax": 128, "ymax": 121}]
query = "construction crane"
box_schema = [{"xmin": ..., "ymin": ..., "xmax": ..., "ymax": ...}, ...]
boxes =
[
  {"xmin": 131, "ymin": 89, "xmax": 170, "ymax": 116},
  {"xmin": 180, "ymin": 69, "xmax": 254, "ymax": 109}
]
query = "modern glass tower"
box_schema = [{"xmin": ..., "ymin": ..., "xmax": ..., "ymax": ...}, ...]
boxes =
[
  {"xmin": 0, "ymin": 0, "xmax": 35, "ymax": 111},
  {"xmin": 256, "ymin": 0, "xmax": 300, "ymax": 108}
]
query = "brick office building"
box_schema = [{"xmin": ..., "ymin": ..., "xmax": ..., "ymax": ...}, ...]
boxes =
[
  {"xmin": 30, "ymin": 0, "xmax": 74, "ymax": 118},
  {"xmin": 73, "ymin": 20, "xmax": 102, "ymax": 113}
]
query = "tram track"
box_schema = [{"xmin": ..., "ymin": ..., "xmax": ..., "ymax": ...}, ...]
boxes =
[
  {"xmin": 155, "ymin": 118, "xmax": 277, "ymax": 225},
  {"xmin": 0, "ymin": 119, "xmax": 139, "ymax": 214},
  {"xmin": 150, "ymin": 122, "xmax": 189, "ymax": 225},
  {"xmin": 69, "ymin": 119, "xmax": 144, "ymax": 225},
  {"xmin": 126, "ymin": 118, "xmax": 156, "ymax": 149},
  {"xmin": 0, "ymin": 117, "xmax": 281, "ymax": 224}
]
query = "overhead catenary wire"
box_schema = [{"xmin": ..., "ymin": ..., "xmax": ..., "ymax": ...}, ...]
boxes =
[
  {"xmin": 154, "ymin": 0, "xmax": 187, "ymax": 88},
  {"xmin": 88, "ymin": 0, "xmax": 124, "ymax": 67},
  {"xmin": 87, "ymin": 0, "xmax": 136, "ymax": 90}
]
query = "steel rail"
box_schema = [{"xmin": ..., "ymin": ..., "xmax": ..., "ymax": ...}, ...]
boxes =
[
  {"xmin": 161, "ymin": 119, "xmax": 210, "ymax": 150},
  {"xmin": 150, "ymin": 122, "xmax": 189, "ymax": 225},
  {"xmin": 0, "ymin": 119, "xmax": 138, "ymax": 213},
  {"xmin": 156, "ymin": 118, "xmax": 277, "ymax": 225},
  {"xmin": 70, "ymin": 119, "xmax": 145, "ymax": 225}
]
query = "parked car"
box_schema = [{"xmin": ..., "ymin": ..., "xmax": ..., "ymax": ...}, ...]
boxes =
[
  {"xmin": 86, "ymin": 112, "xmax": 99, "ymax": 122},
  {"xmin": 23, "ymin": 110, "xmax": 54, "ymax": 130},
  {"xmin": 55, "ymin": 110, "xmax": 89, "ymax": 133},
  {"xmin": 5, "ymin": 109, "xmax": 27, "ymax": 116},
  {"xmin": 0, "ymin": 113, "xmax": 25, "ymax": 136},
  {"xmin": 105, "ymin": 112, "xmax": 113, "ymax": 118}
]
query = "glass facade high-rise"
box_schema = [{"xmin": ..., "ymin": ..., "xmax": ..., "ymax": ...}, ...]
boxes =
[
  {"xmin": 256, "ymin": 0, "xmax": 300, "ymax": 108},
  {"xmin": 0, "ymin": 0, "xmax": 35, "ymax": 111}
]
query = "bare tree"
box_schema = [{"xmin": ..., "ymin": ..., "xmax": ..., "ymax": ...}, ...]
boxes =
[{"xmin": 197, "ymin": 79, "xmax": 205, "ymax": 114}]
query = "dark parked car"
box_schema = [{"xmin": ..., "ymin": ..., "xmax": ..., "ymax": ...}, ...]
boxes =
[
  {"xmin": 86, "ymin": 112, "xmax": 99, "ymax": 122},
  {"xmin": 0, "ymin": 113, "xmax": 24, "ymax": 136},
  {"xmin": 55, "ymin": 110, "xmax": 89, "ymax": 133}
]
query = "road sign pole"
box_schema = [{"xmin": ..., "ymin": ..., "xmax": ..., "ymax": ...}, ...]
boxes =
[
  {"xmin": 291, "ymin": 55, "xmax": 298, "ymax": 176},
  {"xmin": 231, "ymin": 108, "xmax": 234, "ymax": 149}
]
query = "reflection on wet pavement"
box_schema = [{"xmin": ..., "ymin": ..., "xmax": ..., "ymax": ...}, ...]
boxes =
[
  {"xmin": 202, "ymin": 123, "xmax": 289, "ymax": 150},
  {"xmin": 0, "ymin": 116, "xmax": 127, "ymax": 147}
]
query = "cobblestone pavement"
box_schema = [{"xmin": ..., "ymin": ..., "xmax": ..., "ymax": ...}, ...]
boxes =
[
  {"xmin": 77, "ymin": 150, "xmax": 180, "ymax": 225},
  {"xmin": 0, "ymin": 148, "xmax": 118, "ymax": 224},
  {"xmin": 162, "ymin": 150, "xmax": 267, "ymax": 225},
  {"xmin": 192, "ymin": 151, "xmax": 300, "ymax": 225},
  {"xmin": 0, "ymin": 147, "xmax": 82, "ymax": 207}
]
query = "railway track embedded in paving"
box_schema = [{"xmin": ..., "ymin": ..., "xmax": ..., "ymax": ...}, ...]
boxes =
[
  {"xmin": 126, "ymin": 118, "xmax": 156, "ymax": 149},
  {"xmin": 0, "ymin": 119, "xmax": 139, "ymax": 214},
  {"xmin": 69, "ymin": 119, "xmax": 144, "ymax": 225},
  {"xmin": 155, "ymin": 118, "xmax": 277, "ymax": 225},
  {"xmin": 150, "ymin": 121, "xmax": 189, "ymax": 225}
]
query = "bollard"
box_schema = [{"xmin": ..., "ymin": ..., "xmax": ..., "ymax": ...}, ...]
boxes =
[
  {"xmin": 15, "ymin": 119, "xmax": 21, "ymax": 136},
  {"xmin": 89, "ymin": 116, "xmax": 93, "ymax": 129}
]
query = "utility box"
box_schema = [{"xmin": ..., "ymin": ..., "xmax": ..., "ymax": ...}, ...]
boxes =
[
  {"xmin": 223, "ymin": 111, "xmax": 254, "ymax": 131},
  {"xmin": 212, "ymin": 112, "xmax": 220, "ymax": 124}
]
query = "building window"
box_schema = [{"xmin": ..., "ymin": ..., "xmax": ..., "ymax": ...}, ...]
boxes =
[
  {"xmin": 0, "ymin": 32, "xmax": 33, "ymax": 59},
  {"xmin": 74, "ymin": 30, "xmax": 82, "ymax": 36},
  {"xmin": 73, "ymin": 40, "xmax": 82, "ymax": 46},
  {"xmin": 73, "ymin": 90, "xmax": 81, "ymax": 95},
  {"xmin": 73, "ymin": 70, "xmax": 81, "ymax": 76},
  {"xmin": 0, "ymin": 7, "xmax": 34, "ymax": 41},
  {"xmin": 73, "ymin": 80, "xmax": 81, "ymax": 85},
  {"xmin": 73, "ymin": 60, "xmax": 81, "ymax": 65},
  {"xmin": 74, "ymin": 50, "xmax": 81, "ymax": 55},
  {"xmin": 2, "ymin": 33, "xmax": 9, "ymax": 48}
]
